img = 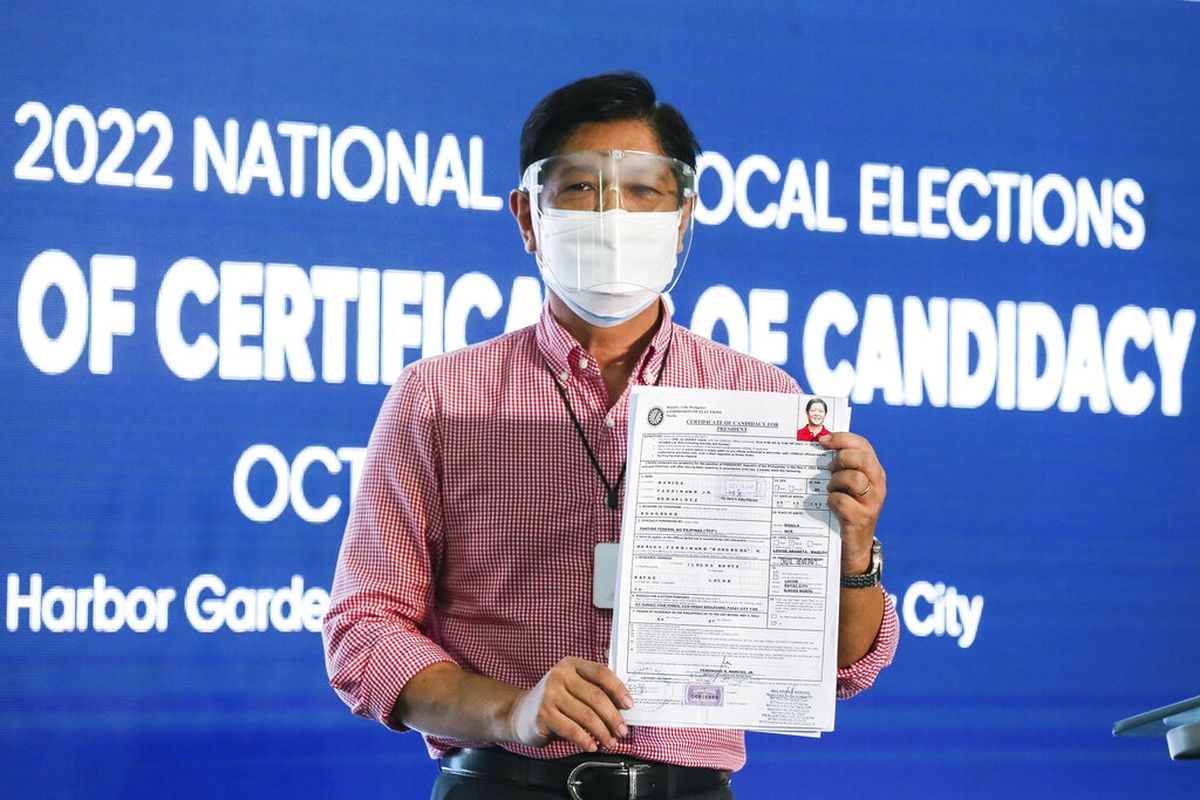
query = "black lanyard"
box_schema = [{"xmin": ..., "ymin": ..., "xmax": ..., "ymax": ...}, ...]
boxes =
[{"xmin": 547, "ymin": 340, "xmax": 671, "ymax": 510}]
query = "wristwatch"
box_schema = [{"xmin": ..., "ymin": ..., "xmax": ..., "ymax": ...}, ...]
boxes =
[{"xmin": 840, "ymin": 538, "xmax": 883, "ymax": 589}]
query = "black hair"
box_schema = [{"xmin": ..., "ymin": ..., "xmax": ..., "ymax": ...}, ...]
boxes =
[
  {"xmin": 518, "ymin": 71, "xmax": 700, "ymax": 175},
  {"xmin": 805, "ymin": 397, "xmax": 828, "ymax": 414}
]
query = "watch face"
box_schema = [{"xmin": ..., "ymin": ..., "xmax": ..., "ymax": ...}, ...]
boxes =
[{"xmin": 842, "ymin": 539, "xmax": 883, "ymax": 588}]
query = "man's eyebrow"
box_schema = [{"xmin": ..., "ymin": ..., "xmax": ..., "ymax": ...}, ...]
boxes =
[{"xmin": 545, "ymin": 165, "xmax": 594, "ymax": 184}]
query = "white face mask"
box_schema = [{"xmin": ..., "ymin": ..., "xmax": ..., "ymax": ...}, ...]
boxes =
[{"xmin": 534, "ymin": 207, "xmax": 684, "ymax": 328}]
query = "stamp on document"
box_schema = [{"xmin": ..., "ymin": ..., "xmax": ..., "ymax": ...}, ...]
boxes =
[{"xmin": 685, "ymin": 684, "xmax": 724, "ymax": 707}]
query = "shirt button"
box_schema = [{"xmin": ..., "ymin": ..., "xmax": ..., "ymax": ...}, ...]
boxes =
[
  {"xmin": 578, "ymin": 358, "xmax": 589, "ymax": 370},
  {"xmin": 558, "ymin": 371, "xmax": 570, "ymax": 383},
  {"xmin": 605, "ymin": 416, "xmax": 616, "ymax": 428}
]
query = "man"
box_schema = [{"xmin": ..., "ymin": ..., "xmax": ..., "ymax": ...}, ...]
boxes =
[
  {"xmin": 797, "ymin": 397, "xmax": 832, "ymax": 441},
  {"xmin": 323, "ymin": 72, "xmax": 898, "ymax": 800}
]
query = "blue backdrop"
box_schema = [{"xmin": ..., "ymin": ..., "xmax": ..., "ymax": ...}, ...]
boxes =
[{"xmin": 2, "ymin": 2, "xmax": 1198, "ymax": 797}]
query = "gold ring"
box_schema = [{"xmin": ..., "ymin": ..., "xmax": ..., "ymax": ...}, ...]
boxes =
[{"xmin": 856, "ymin": 482, "xmax": 872, "ymax": 497}]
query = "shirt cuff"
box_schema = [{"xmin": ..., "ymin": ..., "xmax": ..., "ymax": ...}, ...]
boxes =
[
  {"xmin": 835, "ymin": 587, "xmax": 899, "ymax": 699},
  {"xmin": 349, "ymin": 630, "xmax": 460, "ymax": 732}
]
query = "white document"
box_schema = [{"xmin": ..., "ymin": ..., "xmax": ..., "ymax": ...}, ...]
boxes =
[{"xmin": 609, "ymin": 387, "xmax": 851, "ymax": 735}]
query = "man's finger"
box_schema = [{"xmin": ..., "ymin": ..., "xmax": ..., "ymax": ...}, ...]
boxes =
[
  {"xmin": 566, "ymin": 679, "xmax": 628, "ymax": 740},
  {"xmin": 828, "ymin": 470, "xmax": 873, "ymax": 498},
  {"xmin": 546, "ymin": 708, "xmax": 599, "ymax": 753},
  {"xmin": 818, "ymin": 431, "xmax": 872, "ymax": 452},
  {"xmin": 827, "ymin": 491, "xmax": 853, "ymax": 516},
  {"xmin": 557, "ymin": 692, "xmax": 617, "ymax": 747},
  {"xmin": 828, "ymin": 448, "xmax": 871, "ymax": 474},
  {"xmin": 828, "ymin": 451, "xmax": 885, "ymax": 489},
  {"xmin": 575, "ymin": 660, "xmax": 634, "ymax": 709},
  {"xmin": 828, "ymin": 492, "xmax": 875, "ymax": 528}
]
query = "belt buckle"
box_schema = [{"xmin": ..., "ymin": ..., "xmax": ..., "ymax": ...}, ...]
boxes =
[{"xmin": 567, "ymin": 760, "xmax": 650, "ymax": 800}]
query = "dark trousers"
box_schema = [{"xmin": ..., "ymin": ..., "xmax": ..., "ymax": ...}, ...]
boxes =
[{"xmin": 431, "ymin": 771, "xmax": 736, "ymax": 800}]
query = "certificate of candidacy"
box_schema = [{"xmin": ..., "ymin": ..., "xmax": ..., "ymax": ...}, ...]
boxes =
[{"xmin": 609, "ymin": 387, "xmax": 851, "ymax": 735}]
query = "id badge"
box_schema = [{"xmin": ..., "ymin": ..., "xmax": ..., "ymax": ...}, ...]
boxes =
[{"xmin": 592, "ymin": 542, "xmax": 619, "ymax": 609}]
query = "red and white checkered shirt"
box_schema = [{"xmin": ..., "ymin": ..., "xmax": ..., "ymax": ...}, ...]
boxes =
[{"xmin": 323, "ymin": 301, "xmax": 899, "ymax": 772}]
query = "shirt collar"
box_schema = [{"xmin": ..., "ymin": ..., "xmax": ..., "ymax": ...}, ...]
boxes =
[{"xmin": 535, "ymin": 299, "xmax": 674, "ymax": 385}]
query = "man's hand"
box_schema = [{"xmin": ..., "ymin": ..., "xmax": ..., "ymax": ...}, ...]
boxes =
[
  {"xmin": 819, "ymin": 432, "xmax": 888, "ymax": 666},
  {"xmin": 820, "ymin": 432, "xmax": 886, "ymax": 574},
  {"xmin": 507, "ymin": 656, "xmax": 633, "ymax": 752}
]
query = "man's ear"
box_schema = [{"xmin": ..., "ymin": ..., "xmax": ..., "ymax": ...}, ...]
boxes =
[
  {"xmin": 510, "ymin": 190, "xmax": 537, "ymax": 253},
  {"xmin": 676, "ymin": 195, "xmax": 695, "ymax": 254}
]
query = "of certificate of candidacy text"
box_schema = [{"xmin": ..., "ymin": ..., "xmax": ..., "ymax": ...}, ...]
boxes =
[{"xmin": 610, "ymin": 387, "xmax": 851, "ymax": 736}]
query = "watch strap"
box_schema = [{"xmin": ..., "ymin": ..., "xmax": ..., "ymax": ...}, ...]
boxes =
[{"xmin": 840, "ymin": 537, "xmax": 883, "ymax": 589}]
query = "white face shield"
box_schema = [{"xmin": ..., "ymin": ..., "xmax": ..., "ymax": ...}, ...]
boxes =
[{"xmin": 520, "ymin": 150, "xmax": 696, "ymax": 327}]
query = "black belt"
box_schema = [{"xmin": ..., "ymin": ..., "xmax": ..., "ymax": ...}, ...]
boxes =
[{"xmin": 439, "ymin": 747, "xmax": 731, "ymax": 799}]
